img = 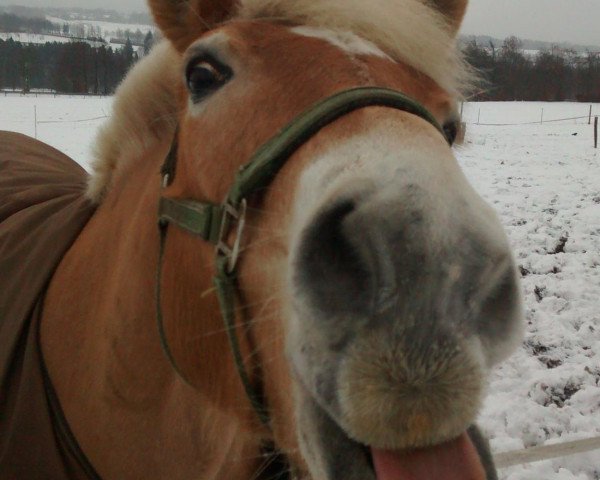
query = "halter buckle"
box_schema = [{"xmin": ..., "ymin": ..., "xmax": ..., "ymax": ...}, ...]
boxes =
[
  {"xmin": 161, "ymin": 173, "xmax": 170, "ymax": 189},
  {"xmin": 216, "ymin": 199, "xmax": 247, "ymax": 273}
]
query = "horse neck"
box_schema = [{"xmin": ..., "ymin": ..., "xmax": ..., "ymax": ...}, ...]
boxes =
[{"xmin": 40, "ymin": 146, "xmax": 263, "ymax": 479}]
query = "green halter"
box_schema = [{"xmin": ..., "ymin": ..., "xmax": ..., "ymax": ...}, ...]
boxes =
[{"xmin": 156, "ymin": 86, "xmax": 449, "ymax": 426}]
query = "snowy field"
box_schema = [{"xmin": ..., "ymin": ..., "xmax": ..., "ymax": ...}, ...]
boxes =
[
  {"xmin": 460, "ymin": 102, "xmax": 600, "ymax": 480},
  {"xmin": 0, "ymin": 32, "xmax": 74, "ymax": 45},
  {"xmin": 0, "ymin": 32, "xmax": 144, "ymax": 53},
  {"xmin": 1, "ymin": 94, "xmax": 600, "ymax": 479},
  {"xmin": 45, "ymin": 16, "xmax": 155, "ymax": 38},
  {"xmin": 0, "ymin": 93, "xmax": 111, "ymax": 166}
]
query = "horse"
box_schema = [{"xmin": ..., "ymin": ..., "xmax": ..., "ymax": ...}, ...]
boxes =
[{"xmin": 0, "ymin": 0, "xmax": 524, "ymax": 478}]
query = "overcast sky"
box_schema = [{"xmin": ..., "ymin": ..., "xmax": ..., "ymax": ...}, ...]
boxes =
[
  {"xmin": 2, "ymin": 0, "xmax": 599, "ymax": 47},
  {"xmin": 461, "ymin": 0, "xmax": 600, "ymax": 46}
]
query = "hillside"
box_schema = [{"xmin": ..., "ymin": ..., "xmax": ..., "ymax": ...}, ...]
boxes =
[
  {"xmin": 0, "ymin": 5, "xmax": 152, "ymax": 25},
  {"xmin": 460, "ymin": 34, "xmax": 600, "ymax": 55},
  {"xmin": 0, "ymin": 4, "xmax": 154, "ymax": 47}
]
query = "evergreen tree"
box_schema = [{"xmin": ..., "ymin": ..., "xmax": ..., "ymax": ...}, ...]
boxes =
[
  {"xmin": 143, "ymin": 30, "xmax": 154, "ymax": 56},
  {"xmin": 122, "ymin": 38, "xmax": 135, "ymax": 68}
]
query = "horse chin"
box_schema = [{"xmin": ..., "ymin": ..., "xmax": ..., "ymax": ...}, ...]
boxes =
[
  {"xmin": 288, "ymin": 319, "xmax": 493, "ymax": 479},
  {"xmin": 292, "ymin": 379, "xmax": 492, "ymax": 480}
]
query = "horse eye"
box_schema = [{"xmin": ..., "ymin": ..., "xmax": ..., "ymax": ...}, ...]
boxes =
[
  {"xmin": 185, "ymin": 58, "xmax": 231, "ymax": 101},
  {"xmin": 443, "ymin": 120, "xmax": 459, "ymax": 145}
]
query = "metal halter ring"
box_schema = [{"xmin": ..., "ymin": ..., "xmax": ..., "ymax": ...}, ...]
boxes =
[{"xmin": 216, "ymin": 199, "xmax": 247, "ymax": 273}]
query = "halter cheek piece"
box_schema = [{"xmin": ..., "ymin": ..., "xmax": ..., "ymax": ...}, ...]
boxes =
[{"xmin": 156, "ymin": 86, "xmax": 450, "ymax": 426}]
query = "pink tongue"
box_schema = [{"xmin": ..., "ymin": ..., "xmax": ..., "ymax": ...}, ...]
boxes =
[{"xmin": 370, "ymin": 433, "xmax": 486, "ymax": 480}]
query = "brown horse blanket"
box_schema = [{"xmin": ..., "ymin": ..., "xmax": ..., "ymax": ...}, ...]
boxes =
[{"xmin": 0, "ymin": 131, "xmax": 97, "ymax": 479}]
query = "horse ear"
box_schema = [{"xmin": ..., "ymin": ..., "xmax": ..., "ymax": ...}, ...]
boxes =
[
  {"xmin": 148, "ymin": 0, "xmax": 238, "ymax": 51},
  {"xmin": 428, "ymin": 0, "xmax": 468, "ymax": 34}
]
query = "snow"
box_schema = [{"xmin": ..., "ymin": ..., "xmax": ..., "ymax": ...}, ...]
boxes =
[
  {"xmin": 459, "ymin": 101, "xmax": 600, "ymax": 480},
  {"xmin": 45, "ymin": 16, "xmax": 154, "ymax": 36},
  {"xmin": 45, "ymin": 15, "xmax": 154, "ymax": 48},
  {"xmin": 0, "ymin": 32, "xmax": 141, "ymax": 52},
  {"xmin": 0, "ymin": 32, "xmax": 75, "ymax": 45},
  {"xmin": 1, "ymin": 94, "xmax": 600, "ymax": 479},
  {"xmin": 0, "ymin": 16, "xmax": 154, "ymax": 51},
  {"xmin": 0, "ymin": 93, "xmax": 111, "ymax": 168},
  {"xmin": 521, "ymin": 49, "xmax": 590, "ymax": 59},
  {"xmin": 462, "ymin": 102, "xmax": 597, "ymax": 126}
]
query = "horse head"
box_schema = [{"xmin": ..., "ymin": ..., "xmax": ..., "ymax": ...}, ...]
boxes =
[{"xmin": 83, "ymin": 0, "xmax": 523, "ymax": 478}]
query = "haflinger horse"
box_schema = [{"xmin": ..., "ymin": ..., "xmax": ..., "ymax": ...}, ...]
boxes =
[{"xmin": 4, "ymin": 0, "xmax": 524, "ymax": 479}]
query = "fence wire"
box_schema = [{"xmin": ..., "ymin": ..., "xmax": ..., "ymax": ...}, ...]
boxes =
[
  {"xmin": 467, "ymin": 115, "xmax": 592, "ymax": 126},
  {"xmin": 36, "ymin": 115, "xmax": 109, "ymax": 124}
]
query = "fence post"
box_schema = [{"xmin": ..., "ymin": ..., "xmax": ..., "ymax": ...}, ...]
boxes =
[
  {"xmin": 34, "ymin": 105, "xmax": 37, "ymax": 139},
  {"xmin": 590, "ymin": 105, "xmax": 593, "ymax": 125},
  {"xmin": 477, "ymin": 108, "xmax": 481, "ymax": 125},
  {"xmin": 540, "ymin": 108, "xmax": 544, "ymax": 125},
  {"xmin": 595, "ymin": 116, "xmax": 598, "ymax": 149}
]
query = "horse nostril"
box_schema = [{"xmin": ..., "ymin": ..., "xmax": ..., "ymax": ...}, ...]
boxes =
[
  {"xmin": 476, "ymin": 256, "xmax": 522, "ymax": 360},
  {"xmin": 295, "ymin": 200, "xmax": 373, "ymax": 316}
]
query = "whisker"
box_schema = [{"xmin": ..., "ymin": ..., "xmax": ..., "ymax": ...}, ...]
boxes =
[
  {"xmin": 185, "ymin": 300, "xmax": 284, "ymax": 340},
  {"xmin": 242, "ymin": 336, "xmax": 286, "ymax": 365},
  {"xmin": 249, "ymin": 454, "xmax": 278, "ymax": 480},
  {"xmin": 239, "ymin": 236, "xmax": 288, "ymax": 254}
]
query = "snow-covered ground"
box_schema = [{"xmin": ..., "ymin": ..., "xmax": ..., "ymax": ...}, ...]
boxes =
[
  {"xmin": 45, "ymin": 15, "xmax": 154, "ymax": 53},
  {"xmin": 460, "ymin": 102, "xmax": 600, "ymax": 480},
  {"xmin": 1, "ymin": 15, "xmax": 154, "ymax": 52},
  {"xmin": 0, "ymin": 31, "xmax": 144, "ymax": 53},
  {"xmin": 462, "ymin": 101, "xmax": 597, "ymax": 126},
  {"xmin": 1, "ymin": 95, "xmax": 599, "ymax": 479},
  {"xmin": 0, "ymin": 93, "xmax": 111, "ymax": 166},
  {"xmin": 0, "ymin": 32, "xmax": 76, "ymax": 45},
  {"xmin": 46, "ymin": 15, "xmax": 154, "ymax": 37}
]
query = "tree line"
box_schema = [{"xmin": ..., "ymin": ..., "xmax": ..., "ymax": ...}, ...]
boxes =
[
  {"xmin": 111, "ymin": 29, "xmax": 149, "ymax": 45},
  {"xmin": 464, "ymin": 37, "xmax": 600, "ymax": 102},
  {"xmin": 1, "ymin": 33, "xmax": 599, "ymax": 100},
  {"xmin": 0, "ymin": 38, "xmax": 140, "ymax": 94},
  {"xmin": 1, "ymin": 11, "xmax": 149, "ymax": 45},
  {"xmin": 0, "ymin": 9, "xmax": 157, "ymax": 95},
  {"xmin": 0, "ymin": 13, "xmax": 61, "ymax": 35}
]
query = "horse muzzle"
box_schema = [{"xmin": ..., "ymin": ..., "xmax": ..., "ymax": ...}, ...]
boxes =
[{"xmin": 287, "ymin": 169, "xmax": 522, "ymax": 466}]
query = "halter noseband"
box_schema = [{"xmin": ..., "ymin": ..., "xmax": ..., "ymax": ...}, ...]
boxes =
[{"xmin": 156, "ymin": 86, "xmax": 450, "ymax": 426}]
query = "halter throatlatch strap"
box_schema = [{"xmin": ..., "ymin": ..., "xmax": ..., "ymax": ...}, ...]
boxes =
[{"xmin": 156, "ymin": 86, "xmax": 449, "ymax": 427}]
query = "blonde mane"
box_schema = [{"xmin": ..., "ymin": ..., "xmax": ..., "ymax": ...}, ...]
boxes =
[
  {"xmin": 87, "ymin": 0, "xmax": 468, "ymax": 203},
  {"xmin": 238, "ymin": 0, "xmax": 467, "ymax": 95},
  {"xmin": 87, "ymin": 42, "xmax": 180, "ymax": 202}
]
